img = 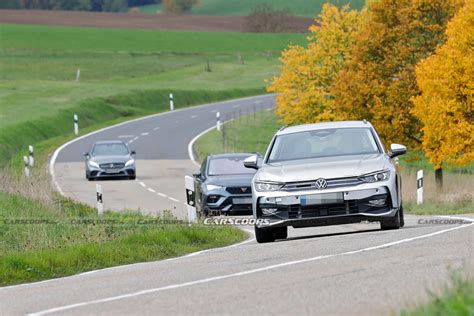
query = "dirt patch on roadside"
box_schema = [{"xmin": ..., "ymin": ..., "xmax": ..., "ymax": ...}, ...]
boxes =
[{"xmin": 0, "ymin": 9, "xmax": 313, "ymax": 32}]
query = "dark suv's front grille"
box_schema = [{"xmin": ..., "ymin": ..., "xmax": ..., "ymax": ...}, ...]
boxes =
[
  {"xmin": 99, "ymin": 162, "xmax": 125, "ymax": 169},
  {"xmin": 226, "ymin": 187, "xmax": 251, "ymax": 195}
]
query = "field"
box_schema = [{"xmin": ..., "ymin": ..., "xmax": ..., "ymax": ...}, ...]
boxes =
[
  {"xmin": 192, "ymin": 0, "xmax": 364, "ymax": 18},
  {"xmin": 0, "ymin": 23, "xmax": 306, "ymax": 166},
  {"xmin": 194, "ymin": 110, "xmax": 474, "ymax": 211}
]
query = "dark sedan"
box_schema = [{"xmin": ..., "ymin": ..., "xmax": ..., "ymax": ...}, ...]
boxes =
[
  {"xmin": 193, "ymin": 153, "xmax": 259, "ymax": 216},
  {"xmin": 85, "ymin": 140, "xmax": 136, "ymax": 180}
]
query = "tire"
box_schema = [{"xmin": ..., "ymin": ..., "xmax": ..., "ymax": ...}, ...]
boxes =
[
  {"xmin": 380, "ymin": 208, "xmax": 401, "ymax": 230},
  {"xmin": 129, "ymin": 175, "xmax": 136, "ymax": 180},
  {"xmin": 399, "ymin": 205, "xmax": 405, "ymax": 227},
  {"xmin": 255, "ymin": 226, "xmax": 287, "ymax": 243}
]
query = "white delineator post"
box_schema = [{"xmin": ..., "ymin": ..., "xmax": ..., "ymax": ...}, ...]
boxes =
[
  {"xmin": 216, "ymin": 111, "xmax": 221, "ymax": 131},
  {"xmin": 96, "ymin": 184, "xmax": 104, "ymax": 215},
  {"xmin": 28, "ymin": 145, "xmax": 34, "ymax": 167},
  {"xmin": 23, "ymin": 156, "xmax": 30, "ymax": 177},
  {"xmin": 417, "ymin": 170, "xmax": 423, "ymax": 205},
  {"xmin": 169, "ymin": 93, "xmax": 174, "ymax": 111},
  {"xmin": 74, "ymin": 114, "xmax": 79, "ymax": 135},
  {"xmin": 185, "ymin": 175, "xmax": 197, "ymax": 224},
  {"xmin": 76, "ymin": 68, "xmax": 80, "ymax": 82}
]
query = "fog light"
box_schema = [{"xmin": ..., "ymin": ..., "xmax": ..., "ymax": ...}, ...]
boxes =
[
  {"xmin": 261, "ymin": 208, "xmax": 278, "ymax": 215},
  {"xmin": 368, "ymin": 198, "xmax": 386, "ymax": 207}
]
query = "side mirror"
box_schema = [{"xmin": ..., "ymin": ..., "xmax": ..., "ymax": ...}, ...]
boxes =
[
  {"xmin": 193, "ymin": 171, "xmax": 202, "ymax": 179},
  {"xmin": 130, "ymin": 150, "xmax": 136, "ymax": 155},
  {"xmin": 244, "ymin": 154, "xmax": 261, "ymax": 170},
  {"xmin": 83, "ymin": 152, "xmax": 89, "ymax": 157},
  {"xmin": 389, "ymin": 144, "xmax": 406, "ymax": 158}
]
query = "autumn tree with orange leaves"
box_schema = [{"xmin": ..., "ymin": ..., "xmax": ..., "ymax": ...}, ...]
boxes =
[
  {"xmin": 331, "ymin": 0, "xmax": 462, "ymax": 149},
  {"xmin": 267, "ymin": 3, "xmax": 365, "ymax": 125},
  {"xmin": 412, "ymin": 0, "xmax": 474, "ymax": 186}
]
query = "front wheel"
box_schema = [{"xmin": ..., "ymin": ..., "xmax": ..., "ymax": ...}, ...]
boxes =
[
  {"xmin": 380, "ymin": 208, "xmax": 402, "ymax": 230},
  {"xmin": 255, "ymin": 226, "xmax": 287, "ymax": 243}
]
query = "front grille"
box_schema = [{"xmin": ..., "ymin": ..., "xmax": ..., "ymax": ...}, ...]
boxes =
[
  {"xmin": 288, "ymin": 200, "xmax": 358, "ymax": 219},
  {"xmin": 283, "ymin": 177, "xmax": 363, "ymax": 191},
  {"xmin": 99, "ymin": 162, "xmax": 125, "ymax": 169},
  {"xmin": 226, "ymin": 187, "xmax": 251, "ymax": 195}
]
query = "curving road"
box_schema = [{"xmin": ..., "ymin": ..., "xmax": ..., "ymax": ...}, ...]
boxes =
[{"xmin": 1, "ymin": 95, "xmax": 473, "ymax": 315}]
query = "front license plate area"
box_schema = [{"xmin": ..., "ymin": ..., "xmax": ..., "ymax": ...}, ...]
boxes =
[
  {"xmin": 300, "ymin": 193, "xmax": 343, "ymax": 206},
  {"xmin": 106, "ymin": 169, "xmax": 121, "ymax": 174},
  {"xmin": 233, "ymin": 197, "xmax": 252, "ymax": 205}
]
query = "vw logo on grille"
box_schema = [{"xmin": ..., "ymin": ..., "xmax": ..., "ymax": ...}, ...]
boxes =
[
  {"xmin": 109, "ymin": 163, "xmax": 114, "ymax": 168},
  {"xmin": 314, "ymin": 178, "xmax": 327, "ymax": 189}
]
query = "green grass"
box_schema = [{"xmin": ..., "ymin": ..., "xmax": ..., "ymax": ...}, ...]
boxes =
[
  {"xmin": 405, "ymin": 201, "xmax": 473, "ymax": 215},
  {"xmin": 401, "ymin": 274, "xmax": 474, "ymax": 316},
  {"xmin": 0, "ymin": 192, "xmax": 247, "ymax": 286},
  {"xmin": 190, "ymin": 0, "xmax": 365, "ymax": 18},
  {"xmin": 0, "ymin": 23, "xmax": 306, "ymax": 166},
  {"xmin": 195, "ymin": 109, "xmax": 280, "ymax": 162}
]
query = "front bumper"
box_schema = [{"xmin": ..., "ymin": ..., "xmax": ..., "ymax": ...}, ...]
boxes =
[
  {"xmin": 254, "ymin": 185, "xmax": 399, "ymax": 228},
  {"xmin": 87, "ymin": 166, "xmax": 135, "ymax": 178}
]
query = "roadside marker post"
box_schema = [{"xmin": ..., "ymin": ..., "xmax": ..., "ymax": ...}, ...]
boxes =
[
  {"xmin": 23, "ymin": 156, "xmax": 30, "ymax": 177},
  {"xmin": 96, "ymin": 184, "xmax": 104, "ymax": 215},
  {"xmin": 76, "ymin": 68, "xmax": 80, "ymax": 82},
  {"xmin": 185, "ymin": 175, "xmax": 197, "ymax": 225},
  {"xmin": 169, "ymin": 93, "xmax": 174, "ymax": 111},
  {"xmin": 216, "ymin": 112, "xmax": 221, "ymax": 131},
  {"xmin": 74, "ymin": 114, "xmax": 79, "ymax": 135},
  {"xmin": 28, "ymin": 145, "xmax": 34, "ymax": 167},
  {"xmin": 417, "ymin": 170, "xmax": 423, "ymax": 205}
]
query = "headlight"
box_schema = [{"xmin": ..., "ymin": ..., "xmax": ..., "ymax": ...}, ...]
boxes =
[
  {"xmin": 88, "ymin": 161, "xmax": 100, "ymax": 168},
  {"xmin": 254, "ymin": 181, "xmax": 283, "ymax": 192},
  {"xmin": 360, "ymin": 170, "xmax": 390, "ymax": 183},
  {"xmin": 125, "ymin": 159, "xmax": 135, "ymax": 167},
  {"xmin": 206, "ymin": 184, "xmax": 224, "ymax": 191}
]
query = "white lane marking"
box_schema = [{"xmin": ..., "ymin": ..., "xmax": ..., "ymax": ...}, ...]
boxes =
[
  {"xmin": 117, "ymin": 135, "xmax": 134, "ymax": 138},
  {"xmin": 128, "ymin": 140, "xmax": 134, "ymax": 144},
  {"xmin": 147, "ymin": 188, "xmax": 156, "ymax": 193},
  {"xmin": 153, "ymin": 127, "xmax": 160, "ymax": 131},
  {"xmin": 157, "ymin": 193, "xmax": 167, "ymax": 198},
  {"xmin": 49, "ymin": 94, "xmax": 274, "ymax": 197},
  {"xmin": 141, "ymin": 132, "xmax": 149, "ymax": 136},
  {"xmin": 28, "ymin": 223, "xmax": 473, "ymax": 316},
  {"xmin": 139, "ymin": 182, "xmax": 146, "ymax": 188},
  {"xmin": 266, "ymin": 108, "xmax": 272, "ymax": 112},
  {"xmin": 210, "ymin": 109, "xmax": 217, "ymax": 113},
  {"xmin": 187, "ymin": 125, "xmax": 219, "ymax": 167},
  {"xmin": 232, "ymin": 104, "xmax": 240, "ymax": 108},
  {"xmin": 133, "ymin": 136, "xmax": 139, "ymax": 141},
  {"xmin": 168, "ymin": 197, "xmax": 180, "ymax": 202},
  {"xmin": 190, "ymin": 115, "xmax": 198, "ymax": 119}
]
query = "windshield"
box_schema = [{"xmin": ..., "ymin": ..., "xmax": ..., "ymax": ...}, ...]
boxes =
[
  {"xmin": 92, "ymin": 143, "xmax": 129, "ymax": 156},
  {"xmin": 268, "ymin": 128, "xmax": 380, "ymax": 163},
  {"xmin": 208, "ymin": 157, "xmax": 256, "ymax": 176}
]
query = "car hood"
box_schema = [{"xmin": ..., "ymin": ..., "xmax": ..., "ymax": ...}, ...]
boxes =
[
  {"xmin": 89, "ymin": 155, "xmax": 131, "ymax": 164},
  {"xmin": 206, "ymin": 174, "xmax": 254, "ymax": 187},
  {"xmin": 256, "ymin": 154, "xmax": 390, "ymax": 182}
]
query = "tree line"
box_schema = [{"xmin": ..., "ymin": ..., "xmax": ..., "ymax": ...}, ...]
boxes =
[{"xmin": 268, "ymin": 0, "xmax": 473, "ymax": 184}]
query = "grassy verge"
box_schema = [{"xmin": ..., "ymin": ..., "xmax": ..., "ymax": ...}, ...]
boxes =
[
  {"xmin": 0, "ymin": 191, "xmax": 247, "ymax": 286},
  {"xmin": 194, "ymin": 110, "xmax": 473, "ymax": 209},
  {"xmin": 401, "ymin": 274, "xmax": 474, "ymax": 316}
]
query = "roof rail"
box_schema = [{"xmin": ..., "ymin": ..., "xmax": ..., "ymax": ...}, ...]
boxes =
[{"xmin": 363, "ymin": 119, "xmax": 368, "ymax": 124}]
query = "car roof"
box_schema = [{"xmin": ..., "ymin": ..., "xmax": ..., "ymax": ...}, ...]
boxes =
[
  {"xmin": 93, "ymin": 140, "xmax": 126, "ymax": 145},
  {"xmin": 208, "ymin": 153, "xmax": 254, "ymax": 159},
  {"xmin": 276, "ymin": 121, "xmax": 373, "ymax": 136}
]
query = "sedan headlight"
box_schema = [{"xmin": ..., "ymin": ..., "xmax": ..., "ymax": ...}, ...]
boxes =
[
  {"xmin": 359, "ymin": 170, "xmax": 390, "ymax": 183},
  {"xmin": 206, "ymin": 184, "xmax": 224, "ymax": 191},
  {"xmin": 254, "ymin": 181, "xmax": 283, "ymax": 192},
  {"xmin": 88, "ymin": 161, "xmax": 100, "ymax": 169},
  {"xmin": 125, "ymin": 159, "xmax": 135, "ymax": 167}
]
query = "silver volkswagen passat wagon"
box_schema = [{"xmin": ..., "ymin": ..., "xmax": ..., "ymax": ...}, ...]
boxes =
[{"xmin": 244, "ymin": 121, "xmax": 407, "ymax": 243}]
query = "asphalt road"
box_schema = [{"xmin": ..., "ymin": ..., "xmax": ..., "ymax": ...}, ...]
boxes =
[{"xmin": 1, "ymin": 95, "xmax": 473, "ymax": 315}]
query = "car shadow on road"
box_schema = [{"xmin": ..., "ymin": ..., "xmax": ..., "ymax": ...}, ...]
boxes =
[{"xmin": 280, "ymin": 228, "xmax": 383, "ymax": 243}]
